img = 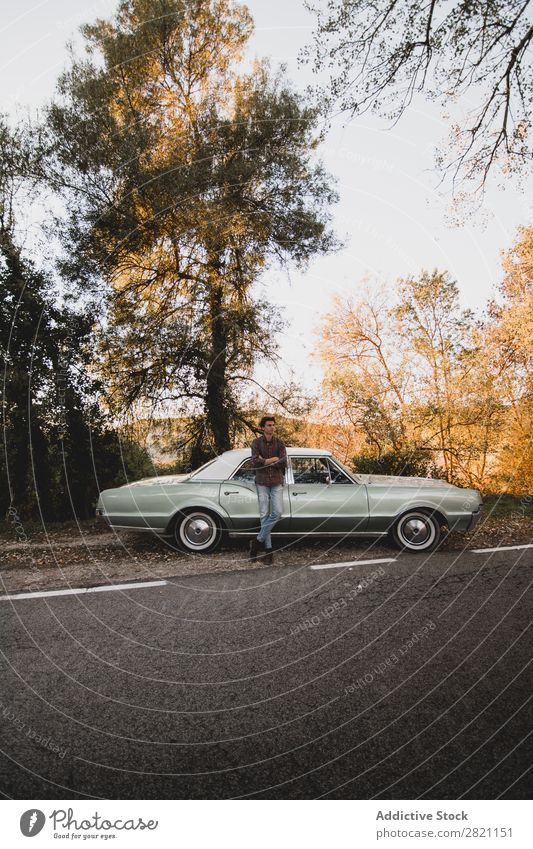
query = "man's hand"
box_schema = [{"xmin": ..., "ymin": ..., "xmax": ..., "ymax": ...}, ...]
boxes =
[{"xmin": 265, "ymin": 456, "xmax": 279, "ymax": 465}]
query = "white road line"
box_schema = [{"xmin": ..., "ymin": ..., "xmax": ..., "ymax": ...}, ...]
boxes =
[
  {"xmin": 472, "ymin": 544, "xmax": 533, "ymax": 554},
  {"xmin": 309, "ymin": 557, "xmax": 396, "ymax": 571},
  {"xmin": 0, "ymin": 579, "xmax": 168, "ymax": 601}
]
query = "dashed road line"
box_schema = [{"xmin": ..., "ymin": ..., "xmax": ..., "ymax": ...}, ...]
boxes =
[
  {"xmin": 309, "ymin": 557, "xmax": 396, "ymax": 571},
  {"xmin": 472, "ymin": 544, "xmax": 533, "ymax": 554},
  {"xmin": 0, "ymin": 580, "xmax": 168, "ymax": 601}
]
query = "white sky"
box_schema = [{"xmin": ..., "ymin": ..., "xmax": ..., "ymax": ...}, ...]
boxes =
[{"xmin": 1, "ymin": 0, "xmax": 532, "ymax": 393}]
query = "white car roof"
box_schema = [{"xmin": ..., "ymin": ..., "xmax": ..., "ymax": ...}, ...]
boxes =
[{"xmin": 190, "ymin": 447, "xmax": 332, "ymax": 480}]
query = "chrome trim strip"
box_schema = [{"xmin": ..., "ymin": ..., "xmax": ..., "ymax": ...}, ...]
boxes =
[{"xmin": 228, "ymin": 531, "xmax": 388, "ymax": 537}]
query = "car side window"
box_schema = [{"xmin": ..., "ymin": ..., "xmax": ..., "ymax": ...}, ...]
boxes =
[
  {"xmin": 291, "ymin": 457, "xmax": 330, "ymax": 484},
  {"xmin": 230, "ymin": 458, "xmax": 257, "ymax": 483}
]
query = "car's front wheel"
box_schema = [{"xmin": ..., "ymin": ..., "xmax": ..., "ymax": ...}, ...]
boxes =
[
  {"xmin": 173, "ymin": 509, "xmax": 223, "ymax": 553},
  {"xmin": 391, "ymin": 510, "xmax": 442, "ymax": 553}
]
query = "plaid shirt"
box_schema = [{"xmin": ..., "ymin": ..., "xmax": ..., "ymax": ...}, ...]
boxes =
[{"xmin": 251, "ymin": 435, "xmax": 287, "ymax": 486}]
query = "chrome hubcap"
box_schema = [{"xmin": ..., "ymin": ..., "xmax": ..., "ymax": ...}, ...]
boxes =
[
  {"xmin": 182, "ymin": 516, "xmax": 214, "ymax": 546},
  {"xmin": 399, "ymin": 514, "xmax": 435, "ymax": 547}
]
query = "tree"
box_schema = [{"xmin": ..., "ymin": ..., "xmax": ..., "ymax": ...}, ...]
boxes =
[
  {"xmin": 0, "ymin": 120, "xmax": 33, "ymax": 235},
  {"xmin": 43, "ymin": 0, "xmax": 337, "ymax": 461},
  {"xmin": 0, "ymin": 223, "xmax": 154, "ymax": 520},
  {"xmin": 0, "ymin": 117, "xmax": 153, "ymax": 520},
  {"xmin": 490, "ymin": 225, "xmax": 533, "ymax": 369},
  {"xmin": 319, "ymin": 285, "xmax": 411, "ymax": 458},
  {"xmin": 318, "ymin": 272, "xmax": 512, "ymax": 488},
  {"xmin": 304, "ymin": 0, "xmax": 533, "ymax": 191},
  {"xmin": 0, "ymin": 230, "xmax": 52, "ymax": 517},
  {"xmin": 393, "ymin": 271, "xmax": 479, "ymax": 480},
  {"xmin": 487, "ymin": 225, "xmax": 533, "ymax": 491},
  {"xmin": 0, "ymin": 117, "xmax": 55, "ymax": 517}
]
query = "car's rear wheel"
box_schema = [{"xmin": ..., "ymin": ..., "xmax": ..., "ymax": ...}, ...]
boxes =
[
  {"xmin": 391, "ymin": 509, "xmax": 441, "ymax": 553},
  {"xmin": 173, "ymin": 509, "xmax": 223, "ymax": 553}
]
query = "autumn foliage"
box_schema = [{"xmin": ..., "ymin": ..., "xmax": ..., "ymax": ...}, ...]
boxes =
[{"xmin": 318, "ymin": 228, "xmax": 533, "ymax": 494}]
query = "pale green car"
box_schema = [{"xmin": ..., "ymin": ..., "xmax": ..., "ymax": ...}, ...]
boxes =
[{"xmin": 96, "ymin": 448, "xmax": 482, "ymax": 554}]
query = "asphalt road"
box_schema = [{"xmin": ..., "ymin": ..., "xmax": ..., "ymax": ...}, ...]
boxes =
[{"xmin": 0, "ymin": 546, "xmax": 531, "ymax": 799}]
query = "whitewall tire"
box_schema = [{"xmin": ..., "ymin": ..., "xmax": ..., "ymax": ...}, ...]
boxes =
[
  {"xmin": 391, "ymin": 510, "xmax": 442, "ymax": 552},
  {"xmin": 173, "ymin": 510, "xmax": 223, "ymax": 553}
]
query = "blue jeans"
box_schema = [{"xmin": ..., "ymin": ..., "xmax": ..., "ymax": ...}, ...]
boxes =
[{"xmin": 256, "ymin": 484, "xmax": 283, "ymax": 548}]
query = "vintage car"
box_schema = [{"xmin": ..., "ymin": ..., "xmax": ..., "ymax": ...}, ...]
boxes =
[{"xmin": 96, "ymin": 447, "xmax": 482, "ymax": 554}]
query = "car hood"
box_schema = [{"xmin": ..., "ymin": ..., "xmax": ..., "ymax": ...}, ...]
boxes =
[{"xmin": 122, "ymin": 474, "xmax": 191, "ymax": 488}]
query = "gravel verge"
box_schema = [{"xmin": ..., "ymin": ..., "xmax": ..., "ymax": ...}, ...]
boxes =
[{"xmin": 0, "ymin": 513, "xmax": 531, "ymax": 594}]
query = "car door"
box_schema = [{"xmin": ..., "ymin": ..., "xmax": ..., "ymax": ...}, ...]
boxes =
[
  {"xmin": 218, "ymin": 458, "xmax": 291, "ymax": 532},
  {"xmin": 288, "ymin": 456, "xmax": 369, "ymax": 533}
]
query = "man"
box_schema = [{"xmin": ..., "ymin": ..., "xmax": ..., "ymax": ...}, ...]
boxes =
[{"xmin": 249, "ymin": 416, "xmax": 287, "ymax": 564}]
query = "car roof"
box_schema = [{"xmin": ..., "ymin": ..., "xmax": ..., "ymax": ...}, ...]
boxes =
[
  {"xmin": 190, "ymin": 447, "xmax": 333, "ymax": 480},
  {"xmin": 226, "ymin": 447, "xmax": 332, "ymax": 458}
]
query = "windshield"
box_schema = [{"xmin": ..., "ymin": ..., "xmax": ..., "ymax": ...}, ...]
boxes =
[
  {"xmin": 331, "ymin": 457, "xmax": 358, "ymax": 481},
  {"xmin": 188, "ymin": 457, "xmax": 219, "ymax": 479}
]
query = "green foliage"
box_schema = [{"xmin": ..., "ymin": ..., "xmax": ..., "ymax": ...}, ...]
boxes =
[
  {"xmin": 482, "ymin": 494, "xmax": 533, "ymax": 518},
  {"xmin": 91, "ymin": 431, "xmax": 154, "ymax": 490},
  {"xmin": 353, "ymin": 449, "xmax": 441, "ymax": 478},
  {"xmin": 0, "ymin": 200, "xmax": 152, "ymax": 520}
]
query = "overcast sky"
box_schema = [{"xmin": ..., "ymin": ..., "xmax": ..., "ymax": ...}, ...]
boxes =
[{"xmin": 2, "ymin": 0, "xmax": 531, "ymax": 392}]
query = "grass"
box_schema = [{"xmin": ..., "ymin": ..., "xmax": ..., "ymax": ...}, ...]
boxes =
[
  {"xmin": 0, "ymin": 517, "xmax": 98, "ymax": 541},
  {"xmin": 481, "ymin": 493, "xmax": 533, "ymax": 518}
]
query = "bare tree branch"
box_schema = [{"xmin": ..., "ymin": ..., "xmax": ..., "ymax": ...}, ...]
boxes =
[{"xmin": 304, "ymin": 0, "xmax": 533, "ymax": 193}]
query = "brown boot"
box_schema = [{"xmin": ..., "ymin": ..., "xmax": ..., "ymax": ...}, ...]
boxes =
[
  {"xmin": 249, "ymin": 538, "xmax": 260, "ymax": 562},
  {"xmin": 264, "ymin": 548, "xmax": 274, "ymax": 565}
]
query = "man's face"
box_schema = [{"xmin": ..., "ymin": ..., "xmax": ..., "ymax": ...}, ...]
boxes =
[{"xmin": 263, "ymin": 420, "xmax": 276, "ymax": 439}]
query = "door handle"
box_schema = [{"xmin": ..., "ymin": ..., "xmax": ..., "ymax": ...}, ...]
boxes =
[
  {"xmin": 292, "ymin": 491, "xmax": 307, "ymax": 495},
  {"xmin": 224, "ymin": 490, "xmax": 240, "ymax": 495}
]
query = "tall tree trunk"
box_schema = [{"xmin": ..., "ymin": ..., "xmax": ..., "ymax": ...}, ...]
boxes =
[
  {"xmin": 205, "ymin": 264, "xmax": 231, "ymax": 454},
  {"xmin": 29, "ymin": 410, "xmax": 53, "ymax": 520},
  {"xmin": 7, "ymin": 369, "xmax": 31, "ymax": 515},
  {"xmin": 9, "ymin": 409, "xmax": 30, "ymax": 514}
]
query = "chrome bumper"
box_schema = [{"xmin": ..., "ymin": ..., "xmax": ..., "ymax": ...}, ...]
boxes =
[{"xmin": 467, "ymin": 508, "xmax": 483, "ymax": 531}]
